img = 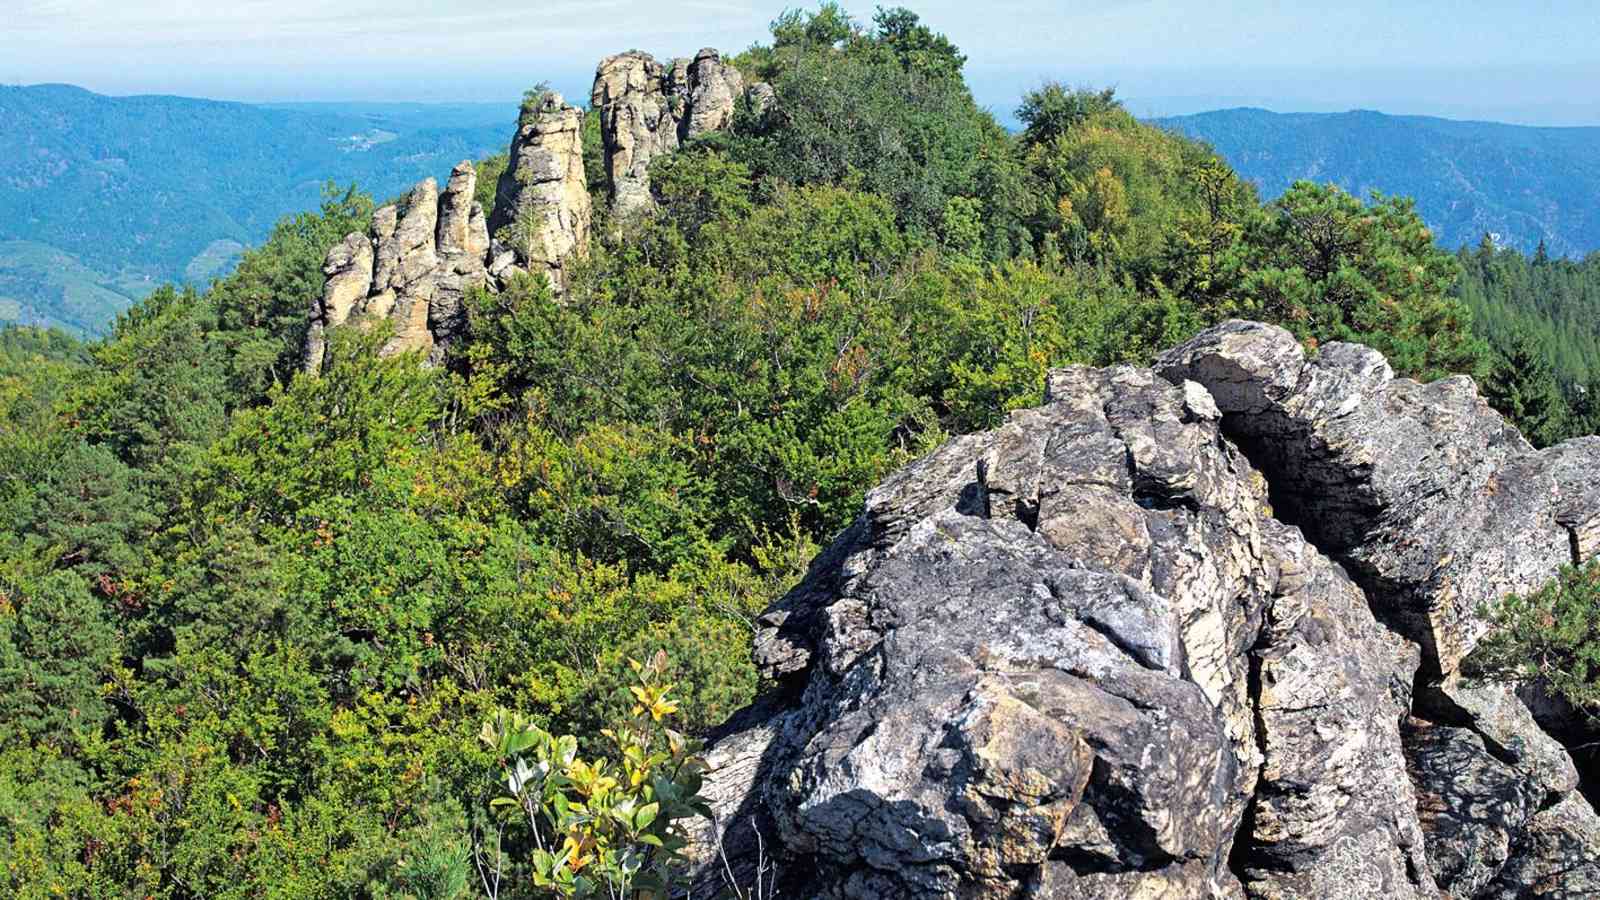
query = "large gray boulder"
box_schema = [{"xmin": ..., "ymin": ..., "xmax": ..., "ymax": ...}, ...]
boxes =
[
  {"xmin": 689, "ymin": 322, "xmax": 1600, "ymax": 899},
  {"xmin": 693, "ymin": 365, "xmax": 1437, "ymax": 899}
]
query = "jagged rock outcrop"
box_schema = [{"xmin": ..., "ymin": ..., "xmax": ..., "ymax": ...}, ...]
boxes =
[
  {"xmin": 306, "ymin": 93, "xmax": 598, "ymax": 372},
  {"xmin": 1155, "ymin": 321, "xmax": 1600, "ymax": 681},
  {"xmin": 305, "ymin": 174, "xmax": 484, "ymax": 372},
  {"xmin": 307, "ymin": 47, "xmax": 767, "ymax": 370},
  {"xmin": 302, "ymin": 232, "xmax": 374, "ymax": 373},
  {"xmin": 486, "ymin": 92, "xmax": 591, "ymax": 292},
  {"xmin": 688, "ymin": 321, "xmax": 1600, "ymax": 899},
  {"xmin": 590, "ymin": 47, "xmax": 759, "ymax": 216}
]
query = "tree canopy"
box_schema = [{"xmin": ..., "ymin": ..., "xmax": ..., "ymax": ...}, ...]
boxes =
[{"xmin": 0, "ymin": 5, "xmax": 1580, "ymax": 896}]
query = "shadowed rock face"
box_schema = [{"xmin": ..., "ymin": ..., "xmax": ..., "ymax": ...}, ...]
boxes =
[{"xmin": 690, "ymin": 322, "xmax": 1600, "ymax": 899}]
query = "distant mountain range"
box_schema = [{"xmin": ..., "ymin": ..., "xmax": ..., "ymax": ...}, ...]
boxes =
[
  {"xmin": 0, "ymin": 84, "xmax": 515, "ymax": 333},
  {"xmin": 1158, "ymin": 108, "xmax": 1600, "ymax": 259},
  {"xmin": 7, "ymin": 87, "xmax": 1600, "ymax": 336}
]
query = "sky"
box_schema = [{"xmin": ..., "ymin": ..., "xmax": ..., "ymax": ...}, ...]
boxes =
[{"xmin": 5, "ymin": 0, "xmax": 1600, "ymax": 125}]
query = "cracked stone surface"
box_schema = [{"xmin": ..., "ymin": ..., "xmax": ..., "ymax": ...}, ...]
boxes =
[
  {"xmin": 303, "ymin": 167, "xmax": 491, "ymax": 371},
  {"xmin": 687, "ymin": 322, "xmax": 1600, "ymax": 899}
]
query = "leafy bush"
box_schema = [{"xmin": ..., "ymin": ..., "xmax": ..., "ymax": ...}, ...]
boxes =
[{"xmin": 476, "ymin": 653, "xmax": 712, "ymax": 898}]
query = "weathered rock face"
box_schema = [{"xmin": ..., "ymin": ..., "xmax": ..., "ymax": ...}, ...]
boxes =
[
  {"xmin": 307, "ymin": 90, "xmax": 602, "ymax": 372},
  {"xmin": 590, "ymin": 47, "xmax": 755, "ymax": 216},
  {"xmin": 690, "ymin": 321, "xmax": 1600, "ymax": 899},
  {"xmin": 305, "ymin": 172, "xmax": 490, "ymax": 371},
  {"xmin": 485, "ymin": 92, "xmax": 592, "ymax": 292},
  {"xmin": 1154, "ymin": 321, "xmax": 1600, "ymax": 681}
]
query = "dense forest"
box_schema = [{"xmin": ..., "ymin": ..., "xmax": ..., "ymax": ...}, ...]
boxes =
[
  {"xmin": 1, "ymin": 5, "xmax": 1596, "ymax": 897},
  {"xmin": 1159, "ymin": 107, "xmax": 1600, "ymax": 258}
]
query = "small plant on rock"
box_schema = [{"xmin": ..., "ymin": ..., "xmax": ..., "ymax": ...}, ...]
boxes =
[{"xmin": 1473, "ymin": 559, "xmax": 1600, "ymax": 717}]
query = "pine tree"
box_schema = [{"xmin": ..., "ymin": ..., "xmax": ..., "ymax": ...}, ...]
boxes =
[{"xmin": 1484, "ymin": 329, "xmax": 1569, "ymax": 447}]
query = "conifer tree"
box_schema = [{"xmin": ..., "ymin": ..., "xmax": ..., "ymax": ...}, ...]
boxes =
[{"xmin": 1484, "ymin": 329, "xmax": 1569, "ymax": 447}]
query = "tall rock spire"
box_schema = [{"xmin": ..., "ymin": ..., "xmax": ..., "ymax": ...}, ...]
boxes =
[{"xmin": 486, "ymin": 91, "xmax": 592, "ymax": 294}]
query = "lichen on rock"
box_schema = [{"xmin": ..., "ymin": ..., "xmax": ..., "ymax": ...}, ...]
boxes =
[{"xmin": 688, "ymin": 321, "xmax": 1600, "ymax": 899}]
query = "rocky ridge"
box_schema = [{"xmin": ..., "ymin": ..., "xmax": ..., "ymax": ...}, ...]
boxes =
[
  {"xmin": 590, "ymin": 48, "xmax": 763, "ymax": 217},
  {"xmin": 305, "ymin": 47, "xmax": 762, "ymax": 371},
  {"xmin": 688, "ymin": 321, "xmax": 1600, "ymax": 899}
]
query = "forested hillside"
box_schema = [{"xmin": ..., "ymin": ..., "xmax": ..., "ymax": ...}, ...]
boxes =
[
  {"xmin": 1, "ymin": 5, "xmax": 1595, "ymax": 897},
  {"xmin": 0, "ymin": 85, "xmax": 513, "ymax": 332},
  {"xmin": 1158, "ymin": 107, "xmax": 1600, "ymax": 258}
]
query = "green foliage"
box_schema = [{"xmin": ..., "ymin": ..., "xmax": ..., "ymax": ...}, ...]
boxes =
[
  {"xmin": 476, "ymin": 654, "xmax": 711, "ymax": 898},
  {"xmin": 647, "ymin": 148, "xmax": 755, "ymax": 241},
  {"xmin": 1017, "ymin": 83, "xmax": 1122, "ymax": 150},
  {"xmin": 769, "ymin": 2, "xmax": 858, "ymax": 51},
  {"xmin": 476, "ymin": 152, "xmax": 510, "ymax": 217},
  {"xmin": 1484, "ymin": 329, "xmax": 1569, "ymax": 447},
  {"xmin": 2, "ymin": 6, "xmax": 1587, "ymax": 894},
  {"xmin": 0, "ymin": 571, "xmax": 117, "ymax": 747},
  {"xmin": 729, "ymin": 6, "xmax": 1018, "ymax": 250},
  {"xmin": 869, "ymin": 7, "xmax": 967, "ymax": 80},
  {"xmin": 1233, "ymin": 182, "xmax": 1485, "ymax": 381},
  {"xmin": 0, "ymin": 325, "xmax": 88, "ymax": 372},
  {"xmin": 1452, "ymin": 240, "xmax": 1600, "ymax": 440},
  {"xmin": 1474, "ymin": 561, "xmax": 1600, "ymax": 717}
]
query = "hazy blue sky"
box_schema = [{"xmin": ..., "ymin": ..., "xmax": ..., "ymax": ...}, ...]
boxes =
[{"xmin": 6, "ymin": 0, "xmax": 1600, "ymax": 124}]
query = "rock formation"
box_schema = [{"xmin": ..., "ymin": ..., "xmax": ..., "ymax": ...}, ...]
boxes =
[
  {"xmin": 486, "ymin": 92, "xmax": 592, "ymax": 292},
  {"xmin": 304, "ymin": 172, "xmax": 483, "ymax": 372},
  {"xmin": 306, "ymin": 46, "xmax": 774, "ymax": 372},
  {"xmin": 688, "ymin": 321, "xmax": 1600, "ymax": 898},
  {"xmin": 306, "ymin": 95, "xmax": 594, "ymax": 372},
  {"xmin": 590, "ymin": 48, "xmax": 759, "ymax": 216},
  {"xmin": 434, "ymin": 161, "xmax": 491, "ymax": 346}
]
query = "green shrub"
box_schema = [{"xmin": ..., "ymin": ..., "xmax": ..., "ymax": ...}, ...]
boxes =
[
  {"xmin": 476, "ymin": 653, "xmax": 712, "ymax": 898},
  {"xmin": 1473, "ymin": 560, "xmax": 1600, "ymax": 716}
]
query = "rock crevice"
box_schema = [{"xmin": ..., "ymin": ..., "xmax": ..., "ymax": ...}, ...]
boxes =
[{"xmin": 690, "ymin": 322, "xmax": 1600, "ymax": 899}]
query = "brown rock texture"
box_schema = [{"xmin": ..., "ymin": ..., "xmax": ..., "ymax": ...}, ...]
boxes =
[{"xmin": 485, "ymin": 91, "xmax": 592, "ymax": 293}]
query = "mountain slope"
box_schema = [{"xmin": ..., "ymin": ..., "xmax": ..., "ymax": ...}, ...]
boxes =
[
  {"xmin": 0, "ymin": 84, "xmax": 514, "ymax": 331},
  {"xmin": 1157, "ymin": 107, "xmax": 1600, "ymax": 257}
]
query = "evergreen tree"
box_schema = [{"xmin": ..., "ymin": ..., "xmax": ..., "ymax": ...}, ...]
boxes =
[{"xmin": 1484, "ymin": 329, "xmax": 1569, "ymax": 447}]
